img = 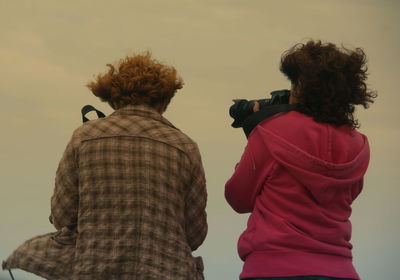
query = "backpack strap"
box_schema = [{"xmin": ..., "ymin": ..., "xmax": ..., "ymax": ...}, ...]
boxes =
[{"xmin": 81, "ymin": 105, "xmax": 106, "ymax": 123}]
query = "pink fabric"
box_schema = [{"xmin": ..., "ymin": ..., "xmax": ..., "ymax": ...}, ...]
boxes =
[{"xmin": 225, "ymin": 111, "xmax": 369, "ymax": 280}]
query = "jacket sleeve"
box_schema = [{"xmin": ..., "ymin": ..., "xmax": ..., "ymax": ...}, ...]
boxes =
[
  {"xmin": 185, "ymin": 144, "xmax": 208, "ymax": 251},
  {"xmin": 225, "ymin": 127, "xmax": 275, "ymax": 213},
  {"xmin": 50, "ymin": 131, "xmax": 80, "ymax": 231}
]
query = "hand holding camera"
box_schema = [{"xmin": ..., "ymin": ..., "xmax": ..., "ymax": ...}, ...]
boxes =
[{"xmin": 229, "ymin": 90, "xmax": 293, "ymax": 136}]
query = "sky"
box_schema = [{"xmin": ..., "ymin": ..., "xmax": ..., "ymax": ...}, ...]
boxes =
[{"xmin": 0, "ymin": 0, "xmax": 399, "ymax": 279}]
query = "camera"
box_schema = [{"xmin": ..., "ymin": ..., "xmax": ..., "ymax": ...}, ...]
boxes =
[{"xmin": 229, "ymin": 89, "xmax": 290, "ymax": 128}]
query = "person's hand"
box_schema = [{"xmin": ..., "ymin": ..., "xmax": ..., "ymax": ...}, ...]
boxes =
[{"xmin": 253, "ymin": 101, "xmax": 260, "ymax": 112}]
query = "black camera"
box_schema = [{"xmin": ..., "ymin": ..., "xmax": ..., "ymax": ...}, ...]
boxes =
[{"xmin": 229, "ymin": 89, "xmax": 291, "ymax": 128}]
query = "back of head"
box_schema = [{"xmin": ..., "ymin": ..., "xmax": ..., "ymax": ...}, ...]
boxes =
[
  {"xmin": 280, "ymin": 40, "xmax": 377, "ymax": 128},
  {"xmin": 87, "ymin": 52, "xmax": 183, "ymax": 110}
]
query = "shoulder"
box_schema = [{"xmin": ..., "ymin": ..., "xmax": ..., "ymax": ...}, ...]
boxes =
[
  {"xmin": 150, "ymin": 122, "xmax": 203, "ymax": 167},
  {"xmin": 257, "ymin": 111, "xmax": 318, "ymax": 141},
  {"xmin": 159, "ymin": 125, "xmax": 202, "ymax": 162},
  {"xmin": 261, "ymin": 110, "xmax": 365, "ymax": 141},
  {"xmin": 257, "ymin": 110, "xmax": 367, "ymax": 161},
  {"xmin": 69, "ymin": 117, "xmax": 106, "ymax": 142},
  {"xmin": 72, "ymin": 115, "xmax": 201, "ymax": 159}
]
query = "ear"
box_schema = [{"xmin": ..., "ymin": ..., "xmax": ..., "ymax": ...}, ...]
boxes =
[
  {"xmin": 292, "ymin": 81, "xmax": 303, "ymax": 97},
  {"xmin": 290, "ymin": 82, "xmax": 302, "ymax": 105}
]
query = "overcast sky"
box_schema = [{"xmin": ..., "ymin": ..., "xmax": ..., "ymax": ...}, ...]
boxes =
[{"xmin": 1, "ymin": 1, "xmax": 399, "ymax": 279}]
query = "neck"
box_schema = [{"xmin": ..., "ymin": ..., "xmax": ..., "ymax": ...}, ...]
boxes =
[{"xmin": 113, "ymin": 102, "xmax": 167, "ymax": 114}]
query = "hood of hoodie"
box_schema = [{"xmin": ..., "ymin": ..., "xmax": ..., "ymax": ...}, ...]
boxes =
[{"xmin": 257, "ymin": 119, "xmax": 370, "ymax": 204}]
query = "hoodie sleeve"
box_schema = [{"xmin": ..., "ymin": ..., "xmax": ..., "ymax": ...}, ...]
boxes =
[{"xmin": 225, "ymin": 127, "xmax": 276, "ymax": 213}]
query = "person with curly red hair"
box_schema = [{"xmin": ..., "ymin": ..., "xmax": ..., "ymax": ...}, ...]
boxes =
[
  {"xmin": 225, "ymin": 40, "xmax": 376, "ymax": 280},
  {"xmin": 87, "ymin": 52, "xmax": 184, "ymax": 112},
  {"xmin": 3, "ymin": 52, "xmax": 207, "ymax": 280}
]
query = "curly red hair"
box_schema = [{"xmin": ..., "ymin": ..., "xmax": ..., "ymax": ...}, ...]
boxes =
[
  {"xmin": 280, "ymin": 40, "xmax": 377, "ymax": 127},
  {"xmin": 87, "ymin": 52, "xmax": 183, "ymax": 109}
]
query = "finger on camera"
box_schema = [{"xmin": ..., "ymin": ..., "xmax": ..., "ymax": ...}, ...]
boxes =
[{"xmin": 253, "ymin": 102, "xmax": 260, "ymax": 112}]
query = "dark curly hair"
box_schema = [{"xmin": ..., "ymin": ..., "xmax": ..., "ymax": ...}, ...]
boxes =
[
  {"xmin": 87, "ymin": 52, "xmax": 183, "ymax": 109},
  {"xmin": 280, "ymin": 40, "xmax": 377, "ymax": 128}
]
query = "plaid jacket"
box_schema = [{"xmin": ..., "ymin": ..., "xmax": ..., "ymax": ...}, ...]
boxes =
[{"xmin": 3, "ymin": 105, "xmax": 208, "ymax": 279}]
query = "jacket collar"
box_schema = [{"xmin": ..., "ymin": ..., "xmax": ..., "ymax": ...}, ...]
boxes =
[{"xmin": 110, "ymin": 104, "xmax": 176, "ymax": 129}]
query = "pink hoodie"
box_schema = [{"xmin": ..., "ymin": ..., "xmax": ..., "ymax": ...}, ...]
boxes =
[{"xmin": 225, "ymin": 111, "xmax": 369, "ymax": 280}]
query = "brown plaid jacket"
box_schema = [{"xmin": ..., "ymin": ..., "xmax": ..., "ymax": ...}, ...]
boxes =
[{"xmin": 3, "ymin": 105, "xmax": 208, "ymax": 279}]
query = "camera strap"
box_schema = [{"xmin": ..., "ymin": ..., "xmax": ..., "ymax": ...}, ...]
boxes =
[
  {"xmin": 81, "ymin": 105, "xmax": 106, "ymax": 123},
  {"xmin": 242, "ymin": 104, "xmax": 294, "ymax": 138}
]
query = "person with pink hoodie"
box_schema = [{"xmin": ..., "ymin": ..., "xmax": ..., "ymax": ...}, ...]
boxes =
[{"xmin": 225, "ymin": 40, "xmax": 376, "ymax": 280}]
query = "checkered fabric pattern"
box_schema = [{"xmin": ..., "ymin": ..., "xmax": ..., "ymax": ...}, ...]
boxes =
[{"xmin": 3, "ymin": 105, "xmax": 208, "ymax": 280}]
